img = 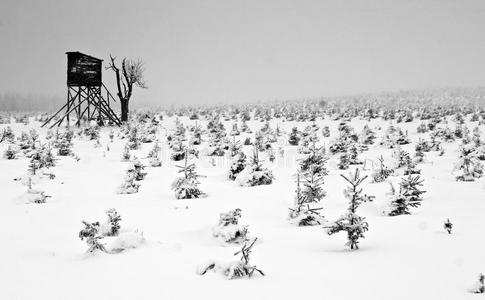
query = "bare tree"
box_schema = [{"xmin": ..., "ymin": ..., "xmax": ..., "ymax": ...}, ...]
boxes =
[{"xmin": 107, "ymin": 55, "xmax": 147, "ymax": 122}]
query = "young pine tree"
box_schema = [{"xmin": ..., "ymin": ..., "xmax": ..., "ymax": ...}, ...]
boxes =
[
  {"xmin": 172, "ymin": 151, "xmax": 205, "ymax": 199},
  {"xmin": 325, "ymin": 169, "xmax": 374, "ymax": 250},
  {"xmin": 289, "ymin": 143, "xmax": 328, "ymax": 226},
  {"xmin": 388, "ymin": 175, "xmax": 425, "ymax": 216}
]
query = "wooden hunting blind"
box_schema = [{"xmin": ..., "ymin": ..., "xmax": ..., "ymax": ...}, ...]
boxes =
[
  {"xmin": 67, "ymin": 52, "xmax": 102, "ymax": 87},
  {"xmin": 42, "ymin": 51, "xmax": 121, "ymax": 128}
]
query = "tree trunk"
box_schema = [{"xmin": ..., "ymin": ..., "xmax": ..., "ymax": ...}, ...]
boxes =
[{"xmin": 121, "ymin": 99, "xmax": 129, "ymax": 122}]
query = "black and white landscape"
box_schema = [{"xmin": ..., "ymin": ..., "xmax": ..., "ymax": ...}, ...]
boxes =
[{"xmin": 1, "ymin": 1, "xmax": 485, "ymax": 299}]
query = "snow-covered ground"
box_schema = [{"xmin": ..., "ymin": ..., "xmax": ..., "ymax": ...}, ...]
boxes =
[{"xmin": 1, "ymin": 115, "xmax": 484, "ymax": 300}]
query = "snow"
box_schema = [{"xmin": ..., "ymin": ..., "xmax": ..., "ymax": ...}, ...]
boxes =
[{"xmin": 1, "ymin": 115, "xmax": 485, "ymax": 299}]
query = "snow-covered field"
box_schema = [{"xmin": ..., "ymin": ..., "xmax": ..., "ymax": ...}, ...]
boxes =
[{"xmin": 1, "ymin": 112, "xmax": 484, "ymax": 300}]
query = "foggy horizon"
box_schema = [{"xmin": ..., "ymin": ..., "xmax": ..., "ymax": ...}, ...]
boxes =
[{"xmin": 1, "ymin": 0, "xmax": 485, "ymax": 108}]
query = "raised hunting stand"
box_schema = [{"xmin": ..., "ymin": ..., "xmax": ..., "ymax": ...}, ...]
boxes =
[{"xmin": 42, "ymin": 52, "xmax": 121, "ymax": 128}]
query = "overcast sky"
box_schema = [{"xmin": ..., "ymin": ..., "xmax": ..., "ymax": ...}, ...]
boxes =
[{"xmin": 1, "ymin": 0, "xmax": 484, "ymax": 106}]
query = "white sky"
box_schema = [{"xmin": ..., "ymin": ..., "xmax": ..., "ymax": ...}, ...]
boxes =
[{"xmin": 1, "ymin": 0, "xmax": 485, "ymax": 106}]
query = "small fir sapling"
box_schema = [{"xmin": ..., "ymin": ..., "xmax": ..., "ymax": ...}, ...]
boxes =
[
  {"xmin": 109, "ymin": 130, "xmax": 114, "ymax": 142},
  {"xmin": 147, "ymin": 141, "xmax": 162, "ymax": 167},
  {"xmin": 126, "ymin": 158, "xmax": 147, "ymax": 181},
  {"xmin": 235, "ymin": 148, "xmax": 274, "ymax": 187},
  {"xmin": 170, "ymin": 139, "xmax": 187, "ymax": 161},
  {"xmin": 190, "ymin": 123, "xmax": 202, "ymax": 145},
  {"xmin": 121, "ymin": 144, "xmax": 131, "ymax": 161},
  {"xmin": 325, "ymin": 169, "xmax": 374, "ymax": 250},
  {"xmin": 43, "ymin": 144, "xmax": 57, "ymax": 168},
  {"xmin": 414, "ymin": 147, "xmax": 425, "ymax": 163},
  {"xmin": 0, "ymin": 126, "xmax": 15, "ymax": 143},
  {"xmin": 415, "ymin": 138, "xmax": 431, "ymax": 152},
  {"xmin": 25, "ymin": 177, "xmax": 51, "ymax": 204},
  {"xmin": 387, "ymin": 175, "xmax": 425, "ymax": 216},
  {"xmin": 241, "ymin": 120, "xmax": 249, "ymax": 132},
  {"xmin": 206, "ymin": 122, "xmax": 226, "ymax": 156},
  {"xmin": 371, "ymin": 155, "xmax": 394, "ymax": 183},
  {"xmin": 230, "ymin": 123, "xmax": 240, "ymax": 136},
  {"xmin": 28, "ymin": 150, "xmax": 44, "ymax": 175},
  {"xmin": 103, "ymin": 208, "xmax": 121, "ymax": 237},
  {"xmin": 289, "ymin": 174, "xmax": 324, "ymax": 226},
  {"xmin": 172, "ymin": 151, "xmax": 205, "ymax": 199},
  {"xmin": 322, "ymin": 126, "xmax": 330, "ymax": 137},
  {"xmin": 83, "ymin": 125, "xmax": 100, "ymax": 140},
  {"xmin": 267, "ymin": 148, "xmax": 275, "ymax": 163},
  {"xmin": 56, "ymin": 135, "xmax": 73, "ymax": 156},
  {"xmin": 79, "ymin": 209, "xmax": 144, "ymax": 254},
  {"xmin": 359, "ymin": 124, "xmax": 376, "ymax": 145},
  {"xmin": 288, "ymin": 127, "xmax": 301, "ymax": 145},
  {"xmin": 79, "ymin": 221, "xmax": 106, "ymax": 253},
  {"xmin": 117, "ymin": 171, "xmax": 140, "ymax": 194},
  {"xmin": 29, "ymin": 129, "xmax": 39, "ymax": 149},
  {"xmin": 3, "ymin": 144, "xmax": 18, "ymax": 159},
  {"xmin": 198, "ymin": 238, "xmax": 264, "ymax": 279},
  {"xmin": 469, "ymin": 273, "xmax": 485, "ymax": 294},
  {"xmin": 127, "ymin": 125, "xmax": 141, "ymax": 150},
  {"xmin": 444, "ymin": 218, "xmax": 453, "ymax": 234},
  {"xmin": 227, "ymin": 136, "xmax": 241, "ymax": 158},
  {"xmin": 455, "ymin": 144, "xmax": 484, "ymax": 181},
  {"xmin": 229, "ymin": 151, "xmax": 247, "ymax": 180},
  {"xmin": 94, "ymin": 137, "xmax": 102, "ymax": 148},
  {"xmin": 212, "ymin": 208, "xmax": 248, "ymax": 243},
  {"xmin": 347, "ymin": 143, "xmax": 363, "ymax": 165},
  {"xmin": 416, "ymin": 122, "xmax": 429, "ymax": 133}
]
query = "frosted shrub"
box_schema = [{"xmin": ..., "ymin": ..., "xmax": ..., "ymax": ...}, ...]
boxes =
[
  {"xmin": 3, "ymin": 144, "xmax": 18, "ymax": 159},
  {"xmin": 455, "ymin": 144, "xmax": 483, "ymax": 181},
  {"xmin": 371, "ymin": 156, "xmax": 394, "ymax": 183},
  {"xmin": 117, "ymin": 172, "xmax": 140, "ymax": 194},
  {"xmin": 228, "ymin": 152, "xmax": 247, "ymax": 180},
  {"xmin": 198, "ymin": 238, "xmax": 264, "ymax": 279},
  {"xmin": 0, "ymin": 126, "xmax": 15, "ymax": 143},
  {"xmin": 235, "ymin": 149, "xmax": 274, "ymax": 187},
  {"xmin": 212, "ymin": 209, "xmax": 248, "ymax": 244}
]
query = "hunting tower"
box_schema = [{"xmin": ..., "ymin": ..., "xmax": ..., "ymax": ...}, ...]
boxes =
[{"xmin": 42, "ymin": 52, "xmax": 121, "ymax": 128}]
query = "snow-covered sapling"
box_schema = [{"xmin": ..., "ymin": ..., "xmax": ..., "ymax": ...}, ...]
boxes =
[
  {"xmin": 455, "ymin": 144, "xmax": 483, "ymax": 181},
  {"xmin": 117, "ymin": 171, "xmax": 140, "ymax": 194},
  {"xmin": 325, "ymin": 169, "xmax": 374, "ymax": 250},
  {"xmin": 198, "ymin": 238, "xmax": 264, "ymax": 279},
  {"xmin": 228, "ymin": 151, "xmax": 247, "ymax": 180},
  {"xmin": 371, "ymin": 155, "xmax": 394, "ymax": 183},
  {"xmin": 3, "ymin": 144, "xmax": 18, "ymax": 159},
  {"xmin": 172, "ymin": 152, "xmax": 205, "ymax": 199},
  {"xmin": 212, "ymin": 208, "xmax": 248, "ymax": 243},
  {"xmin": 128, "ymin": 158, "xmax": 147, "ymax": 181},
  {"xmin": 288, "ymin": 127, "xmax": 300, "ymax": 145},
  {"xmin": 104, "ymin": 208, "xmax": 122, "ymax": 237},
  {"xmin": 444, "ymin": 218, "xmax": 453, "ymax": 234},
  {"xmin": 289, "ymin": 143, "xmax": 328, "ymax": 226},
  {"xmin": 235, "ymin": 148, "xmax": 274, "ymax": 187},
  {"xmin": 25, "ymin": 177, "xmax": 51, "ymax": 204},
  {"xmin": 121, "ymin": 144, "xmax": 131, "ymax": 161},
  {"xmin": 79, "ymin": 221, "xmax": 106, "ymax": 253},
  {"xmin": 387, "ymin": 175, "xmax": 425, "ymax": 216}
]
